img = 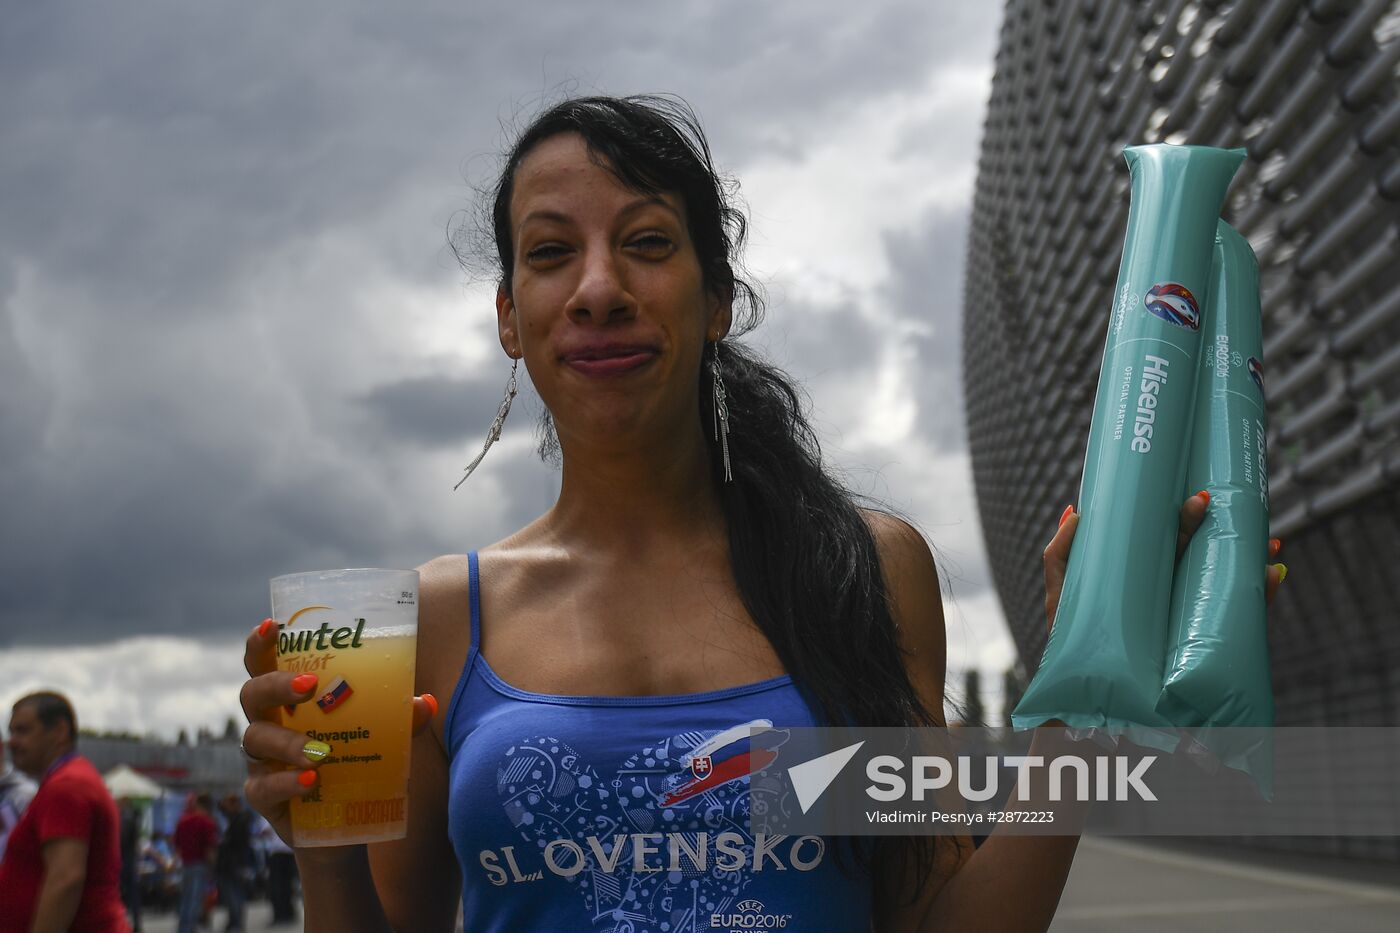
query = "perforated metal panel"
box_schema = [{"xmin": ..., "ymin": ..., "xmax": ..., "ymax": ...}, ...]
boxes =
[{"xmin": 965, "ymin": 0, "xmax": 1399, "ymax": 764}]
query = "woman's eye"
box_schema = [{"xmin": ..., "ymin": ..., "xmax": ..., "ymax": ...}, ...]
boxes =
[
  {"xmin": 629, "ymin": 233, "xmax": 676, "ymax": 255},
  {"xmin": 525, "ymin": 244, "xmax": 569, "ymax": 262}
]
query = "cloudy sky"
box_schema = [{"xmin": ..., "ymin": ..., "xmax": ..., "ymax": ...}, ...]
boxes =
[{"xmin": 0, "ymin": 0, "xmax": 1012, "ymax": 739}]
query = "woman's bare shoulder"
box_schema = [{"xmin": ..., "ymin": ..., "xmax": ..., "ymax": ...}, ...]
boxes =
[
  {"xmin": 407, "ymin": 541, "xmax": 536, "ymax": 720},
  {"xmin": 415, "ymin": 525, "xmax": 549, "ymax": 625},
  {"xmin": 415, "ymin": 555, "xmax": 471, "ymax": 621},
  {"xmin": 859, "ymin": 508, "xmax": 948, "ymax": 719},
  {"xmin": 859, "ymin": 508, "xmax": 940, "ymax": 590}
]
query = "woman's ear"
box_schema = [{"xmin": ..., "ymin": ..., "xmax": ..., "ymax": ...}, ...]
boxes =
[
  {"xmin": 707, "ymin": 282, "xmax": 734, "ymax": 343},
  {"xmin": 496, "ymin": 286, "xmax": 520, "ymax": 358}
]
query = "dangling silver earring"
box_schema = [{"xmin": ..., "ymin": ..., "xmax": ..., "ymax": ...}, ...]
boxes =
[
  {"xmin": 709, "ymin": 342, "xmax": 733, "ymax": 484},
  {"xmin": 454, "ymin": 357, "xmax": 518, "ymax": 490}
]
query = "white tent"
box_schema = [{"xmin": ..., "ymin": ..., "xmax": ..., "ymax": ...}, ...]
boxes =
[{"xmin": 103, "ymin": 764, "xmax": 166, "ymax": 800}]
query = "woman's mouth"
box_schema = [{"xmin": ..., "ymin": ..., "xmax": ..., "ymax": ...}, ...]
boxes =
[{"xmin": 563, "ymin": 350, "xmax": 658, "ymax": 377}]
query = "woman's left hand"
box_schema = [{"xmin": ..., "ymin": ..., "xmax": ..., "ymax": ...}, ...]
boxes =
[{"xmin": 1043, "ymin": 491, "xmax": 1286, "ymax": 634}]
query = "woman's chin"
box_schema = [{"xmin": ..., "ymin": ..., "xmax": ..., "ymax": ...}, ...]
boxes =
[{"xmin": 556, "ymin": 410, "xmax": 693, "ymax": 454}]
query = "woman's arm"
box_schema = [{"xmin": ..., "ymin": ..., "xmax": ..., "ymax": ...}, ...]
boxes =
[
  {"xmin": 865, "ymin": 510, "xmax": 1079, "ymax": 933},
  {"xmin": 874, "ymin": 497, "xmax": 1283, "ymax": 933},
  {"xmin": 367, "ymin": 700, "xmax": 462, "ymax": 929},
  {"xmin": 366, "ymin": 555, "xmax": 468, "ymax": 931},
  {"xmin": 913, "ymin": 730, "xmax": 1085, "ymax": 933},
  {"xmin": 861, "ymin": 511, "xmax": 975, "ymax": 932},
  {"xmin": 294, "ymin": 846, "xmax": 394, "ymax": 933},
  {"xmin": 864, "ymin": 509, "xmax": 1088, "ymax": 933},
  {"xmin": 293, "ymin": 728, "xmax": 460, "ymax": 933}
]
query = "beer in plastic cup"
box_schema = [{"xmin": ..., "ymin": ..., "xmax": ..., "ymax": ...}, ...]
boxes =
[{"xmin": 269, "ymin": 568, "xmax": 418, "ymax": 847}]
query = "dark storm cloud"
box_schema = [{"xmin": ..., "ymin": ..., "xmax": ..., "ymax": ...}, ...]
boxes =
[
  {"xmin": 751, "ymin": 286, "xmax": 883, "ymax": 390},
  {"xmin": 883, "ymin": 205, "xmax": 970, "ymax": 450},
  {"xmin": 743, "ymin": 205, "xmax": 993, "ymax": 602},
  {"xmin": 359, "ymin": 373, "xmax": 507, "ymax": 448},
  {"xmin": 749, "ymin": 206, "xmax": 976, "ymax": 462},
  {"xmin": 0, "ymin": 406, "xmax": 551, "ymax": 646},
  {"xmin": 0, "ymin": 0, "xmax": 997, "ymax": 306},
  {"xmin": 0, "ymin": 0, "xmax": 1000, "ymax": 647},
  {"xmin": 0, "ymin": 264, "xmax": 50, "ymax": 460},
  {"xmin": 882, "ymin": 205, "xmax": 999, "ymax": 601}
]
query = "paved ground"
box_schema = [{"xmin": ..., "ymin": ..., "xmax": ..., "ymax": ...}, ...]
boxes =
[
  {"xmin": 135, "ymin": 901, "xmax": 296, "ymax": 933},
  {"xmin": 1053, "ymin": 838, "xmax": 1400, "ymax": 933},
  {"xmin": 132, "ymin": 839, "xmax": 1400, "ymax": 931}
]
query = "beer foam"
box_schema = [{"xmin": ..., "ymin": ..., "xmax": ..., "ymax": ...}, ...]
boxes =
[{"xmin": 356, "ymin": 624, "xmax": 417, "ymax": 639}]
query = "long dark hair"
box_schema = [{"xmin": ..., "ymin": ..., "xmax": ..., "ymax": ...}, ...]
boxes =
[{"xmin": 475, "ymin": 94, "xmax": 964, "ymax": 906}]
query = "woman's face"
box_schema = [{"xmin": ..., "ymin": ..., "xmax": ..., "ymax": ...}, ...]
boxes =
[{"xmin": 497, "ymin": 132, "xmax": 731, "ymax": 449}]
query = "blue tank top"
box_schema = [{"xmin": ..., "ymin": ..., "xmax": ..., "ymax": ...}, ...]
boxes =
[{"xmin": 445, "ymin": 551, "xmax": 874, "ymax": 932}]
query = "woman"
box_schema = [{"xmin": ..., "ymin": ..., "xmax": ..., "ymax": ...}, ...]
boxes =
[{"xmin": 238, "ymin": 95, "xmax": 1282, "ymax": 932}]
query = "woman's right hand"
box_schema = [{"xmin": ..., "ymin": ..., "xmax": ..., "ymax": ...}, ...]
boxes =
[
  {"xmin": 239, "ymin": 618, "xmax": 332, "ymax": 845},
  {"xmin": 239, "ymin": 618, "xmax": 438, "ymax": 847}
]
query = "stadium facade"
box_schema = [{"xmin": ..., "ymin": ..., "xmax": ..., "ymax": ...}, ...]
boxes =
[{"xmin": 964, "ymin": 0, "xmax": 1399, "ymax": 857}]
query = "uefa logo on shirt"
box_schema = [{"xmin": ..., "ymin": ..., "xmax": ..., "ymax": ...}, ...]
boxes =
[{"xmin": 710, "ymin": 898, "xmax": 793, "ymax": 930}]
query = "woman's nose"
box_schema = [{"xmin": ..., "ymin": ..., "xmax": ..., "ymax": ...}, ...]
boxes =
[{"xmin": 565, "ymin": 247, "xmax": 634, "ymax": 324}]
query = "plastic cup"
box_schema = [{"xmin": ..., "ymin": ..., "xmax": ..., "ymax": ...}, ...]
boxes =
[{"xmin": 269, "ymin": 568, "xmax": 419, "ymax": 847}]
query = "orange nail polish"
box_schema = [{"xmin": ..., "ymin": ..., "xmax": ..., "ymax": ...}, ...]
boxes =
[
  {"xmin": 297, "ymin": 770, "xmax": 318, "ymax": 788},
  {"xmin": 291, "ymin": 674, "xmax": 318, "ymax": 694},
  {"xmin": 256, "ymin": 618, "xmax": 274, "ymax": 639},
  {"xmin": 1058, "ymin": 505, "xmax": 1074, "ymax": 528},
  {"xmin": 1196, "ymin": 489, "xmax": 1210, "ymax": 505},
  {"xmin": 1269, "ymin": 538, "xmax": 1282, "ymax": 559},
  {"xmin": 422, "ymin": 693, "xmax": 439, "ymax": 719}
]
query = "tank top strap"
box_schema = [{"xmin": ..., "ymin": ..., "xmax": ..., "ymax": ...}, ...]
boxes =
[
  {"xmin": 444, "ymin": 551, "xmax": 484, "ymax": 753},
  {"xmin": 467, "ymin": 549, "xmax": 482, "ymax": 656}
]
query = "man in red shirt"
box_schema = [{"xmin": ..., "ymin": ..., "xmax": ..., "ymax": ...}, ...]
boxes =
[
  {"xmin": 0, "ymin": 691, "xmax": 130, "ymax": 933},
  {"xmin": 172, "ymin": 793, "xmax": 219, "ymax": 933}
]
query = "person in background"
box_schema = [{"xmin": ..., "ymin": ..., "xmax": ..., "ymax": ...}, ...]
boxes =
[
  {"xmin": 0, "ymin": 734, "xmax": 36, "ymax": 861},
  {"xmin": 173, "ymin": 792, "xmax": 219, "ymax": 933},
  {"xmin": 0, "ymin": 691, "xmax": 130, "ymax": 932},
  {"xmin": 118, "ymin": 798, "xmax": 144, "ymax": 932},
  {"xmin": 216, "ymin": 795, "xmax": 253, "ymax": 933},
  {"xmin": 256, "ymin": 816, "xmax": 299, "ymax": 926},
  {"xmin": 139, "ymin": 830, "xmax": 178, "ymax": 913}
]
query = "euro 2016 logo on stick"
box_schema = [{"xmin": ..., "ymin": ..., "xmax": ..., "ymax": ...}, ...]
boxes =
[
  {"xmin": 1248, "ymin": 356, "xmax": 1264, "ymax": 393},
  {"xmin": 1144, "ymin": 283, "xmax": 1201, "ymax": 330}
]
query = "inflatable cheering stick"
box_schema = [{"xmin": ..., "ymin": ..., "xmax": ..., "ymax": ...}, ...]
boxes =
[
  {"xmin": 1013, "ymin": 144, "xmax": 1246, "ymax": 745},
  {"xmin": 1160, "ymin": 221, "xmax": 1274, "ymax": 793}
]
